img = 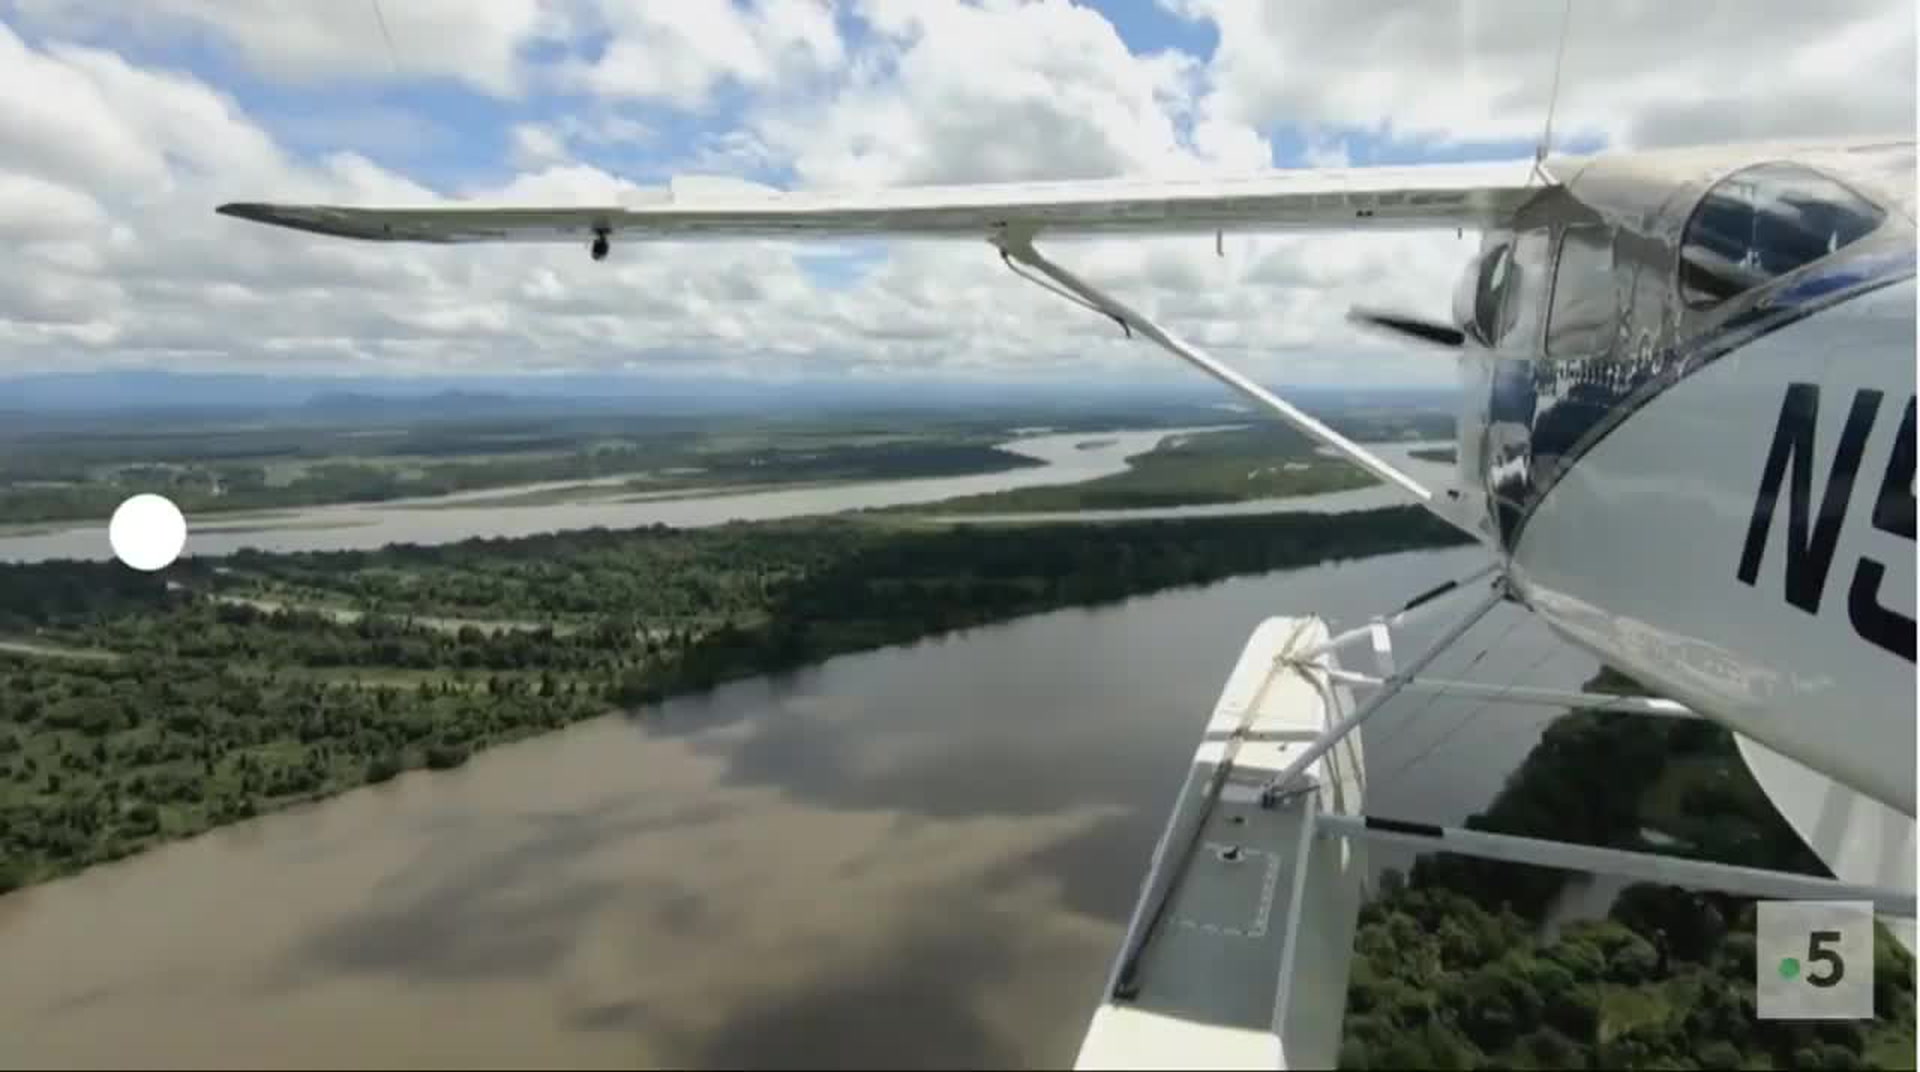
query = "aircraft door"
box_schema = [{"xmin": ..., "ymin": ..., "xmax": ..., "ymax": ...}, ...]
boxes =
[
  {"xmin": 1529, "ymin": 225, "xmax": 1628, "ymax": 492},
  {"xmin": 1483, "ymin": 229, "xmax": 1551, "ymax": 543}
]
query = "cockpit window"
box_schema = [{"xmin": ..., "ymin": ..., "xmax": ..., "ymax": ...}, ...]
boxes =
[
  {"xmin": 1547, "ymin": 226, "xmax": 1615, "ymax": 356},
  {"xmin": 1499, "ymin": 230, "xmax": 1552, "ymax": 347},
  {"xmin": 1679, "ymin": 163, "xmax": 1885, "ymax": 307},
  {"xmin": 1463, "ymin": 231, "xmax": 1551, "ymax": 349},
  {"xmin": 1470, "ymin": 242, "xmax": 1512, "ymax": 344}
]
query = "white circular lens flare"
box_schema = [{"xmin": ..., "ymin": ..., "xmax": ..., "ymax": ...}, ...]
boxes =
[{"xmin": 109, "ymin": 493, "xmax": 188, "ymax": 571}]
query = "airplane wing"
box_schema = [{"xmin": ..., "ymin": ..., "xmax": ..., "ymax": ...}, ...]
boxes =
[
  {"xmin": 215, "ymin": 160, "xmax": 1541, "ymax": 244},
  {"xmin": 215, "ymin": 158, "xmax": 1539, "ymax": 537}
]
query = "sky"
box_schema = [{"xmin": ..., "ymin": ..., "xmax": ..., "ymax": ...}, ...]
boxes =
[{"xmin": 0, "ymin": 0, "xmax": 1913, "ymax": 390}]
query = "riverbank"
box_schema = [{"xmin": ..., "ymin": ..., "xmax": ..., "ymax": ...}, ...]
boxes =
[
  {"xmin": 0, "ymin": 543, "xmax": 1556, "ymax": 1068},
  {"xmin": 0, "ymin": 506, "xmax": 1469, "ymax": 892}
]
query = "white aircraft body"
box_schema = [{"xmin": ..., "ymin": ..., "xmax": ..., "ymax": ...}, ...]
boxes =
[{"xmin": 219, "ymin": 135, "xmax": 1917, "ymax": 1068}]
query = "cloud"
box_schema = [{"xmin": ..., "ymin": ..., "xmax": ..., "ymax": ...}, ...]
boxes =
[
  {"xmin": 0, "ymin": 1, "xmax": 1911, "ymax": 389},
  {"xmin": 10, "ymin": 0, "xmax": 563, "ymax": 96},
  {"xmin": 558, "ymin": 0, "xmax": 845, "ymax": 108},
  {"xmin": 1173, "ymin": 0, "xmax": 1916, "ymax": 150},
  {"xmin": 751, "ymin": 0, "xmax": 1240, "ymax": 188},
  {"xmin": 0, "ymin": 172, "xmax": 108, "ymax": 241}
]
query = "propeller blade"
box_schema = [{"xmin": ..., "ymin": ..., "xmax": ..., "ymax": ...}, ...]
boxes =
[{"xmin": 1347, "ymin": 307, "xmax": 1465, "ymax": 349}]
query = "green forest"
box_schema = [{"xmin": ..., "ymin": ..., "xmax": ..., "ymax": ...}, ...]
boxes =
[
  {"xmin": 0, "ymin": 506, "xmax": 1467, "ymax": 891},
  {"xmin": 1340, "ymin": 671, "xmax": 1916, "ymax": 1069}
]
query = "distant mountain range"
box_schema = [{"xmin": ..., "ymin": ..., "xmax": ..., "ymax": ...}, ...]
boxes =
[
  {"xmin": 0, "ymin": 370, "xmax": 814, "ymax": 414},
  {"xmin": 297, "ymin": 389, "xmax": 555, "ymax": 418},
  {"xmin": 0, "ymin": 369, "xmax": 1454, "ymax": 418}
]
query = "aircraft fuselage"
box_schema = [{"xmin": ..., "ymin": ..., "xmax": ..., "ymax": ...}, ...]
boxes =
[{"xmin": 1450, "ymin": 141, "xmax": 1917, "ymax": 816}]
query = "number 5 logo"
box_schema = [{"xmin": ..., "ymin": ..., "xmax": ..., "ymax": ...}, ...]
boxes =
[
  {"xmin": 1759, "ymin": 901, "xmax": 1872, "ymax": 1019},
  {"xmin": 1807, "ymin": 930, "xmax": 1846, "ymax": 988}
]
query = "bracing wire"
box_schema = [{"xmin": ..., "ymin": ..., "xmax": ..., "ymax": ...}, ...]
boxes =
[
  {"xmin": 1362, "ymin": 606, "xmax": 1525, "ymax": 762},
  {"xmin": 1532, "ymin": 0, "xmax": 1577, "ymax": 184},
  {"xmin": 1319, "ymin": 582, "xmax": 1515, "ymax": 809},
  {"xmin": 1376, "ymin": 634, "xmax": 1567, "ymax": 789}
]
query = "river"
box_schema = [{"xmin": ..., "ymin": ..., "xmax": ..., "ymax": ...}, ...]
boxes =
[
  {"xmin": 0, "ymin": 430, "xmax": 1454, "ymax": 563},
  {"xmin": 0, "ymin": 544, "xmax": 1599, "ymax": 1069}
]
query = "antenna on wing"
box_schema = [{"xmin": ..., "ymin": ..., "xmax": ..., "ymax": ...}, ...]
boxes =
[
  {"xmin": 369, "ymin": 0, "xmax": 400, "ymax": 74},
  {"xmin": 1532, "ymin": 0, "xmax": 1576, "ymax": 184}
]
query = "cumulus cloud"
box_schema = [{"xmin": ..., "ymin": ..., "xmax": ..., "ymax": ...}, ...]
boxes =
[
  {"xmin": 0, "ymin": 0, "xmax": 1911, "ymax": 388},
  {"xmin": 1173, "ymin": 0, "xmax": 1915, "ymax": 150},
  {"xmin": 11, "ymin": 0, "xmax": 563, "ymax": 96},
  {"xmin": 753, "ymin": 0, "xmax": 1231, "ymax": 188},
  {"xmin": 559, "ymin": 0, "xmax": 845, "ymax": 108}
]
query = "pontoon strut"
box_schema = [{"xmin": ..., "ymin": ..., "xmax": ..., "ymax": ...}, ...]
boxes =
[
  {"xmin": 1260, "ymin": 578, "xmax": 1915, "ymax": 919},
  {"xmin": 1320, "ymin": 813, "xmax": 1916, "ymax": 918},
  {"xmin": 1260, "ymin": 577, "xmax": 1507, "ymax": 803}
]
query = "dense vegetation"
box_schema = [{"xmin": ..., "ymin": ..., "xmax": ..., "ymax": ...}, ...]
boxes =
[
  {"xmin": 1344, "ymin": 879, "xmax": 1914, "ymax": 1069},
  {"xmin": 893, "ymin": 424, "xmax": 1388, "ymax": 514},
  {"xmin": 0, "ymin": 506, "xmax": 1468, "ymax": 890},
  {"xmin": 1341, "ymin": 671, "xmax": 1915, "ymax": 1068}
]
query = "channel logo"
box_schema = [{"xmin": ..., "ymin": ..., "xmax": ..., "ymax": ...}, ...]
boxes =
[{"xmin": 1757, "ymin": 900, "xmax": 1875, "ymax": 1020}]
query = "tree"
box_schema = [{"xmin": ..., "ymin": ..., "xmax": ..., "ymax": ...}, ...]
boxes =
[
  {"xmin": 1697, "ymin": 1040, "xmax": 1743, "ymax": 1069},
  {"xmin": 1452, "ymin": 957, "xmax": 1541, "ymax": 1052},
  {"xmin": 1514, "ymin": 1027, "xmax": 1587, "ymax": 1068},
  {"xmin": 366, "ymin": 754, "xmax": 403, "ymax": 783},
  {"xmin": 1369, "ymin": 1021, "xmax": 1480, "ymax": 1070},
  {"xmin": 1613, "ymin": 883, "xmax": 1727, "ymax": 962},
  {"xmin": 124, "ymin": 802, "xmax": 159, "ymax": 834}
]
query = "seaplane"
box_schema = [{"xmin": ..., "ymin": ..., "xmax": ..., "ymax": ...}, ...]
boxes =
[{"xmin": 215, "ymin": 128, "xmax": 1916, "ymax": 1067}]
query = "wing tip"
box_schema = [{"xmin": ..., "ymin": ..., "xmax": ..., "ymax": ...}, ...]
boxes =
[
  {"xmin": 215, "ymin": 202, "xmax": 307, "ymax": 228},
  {"xmin": 214, "ymin": 201, "xmax": 383, "ymax": 240}
]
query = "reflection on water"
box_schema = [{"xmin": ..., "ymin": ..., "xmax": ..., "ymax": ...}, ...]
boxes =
[{"xmin": 0, "ymin": 545, "xmax": 1596, "ymax": 1068}]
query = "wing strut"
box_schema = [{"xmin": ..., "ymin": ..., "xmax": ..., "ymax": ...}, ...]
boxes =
[
  {"xmin": 1262, "ymin": 574, "xmax": 1507, "ymax": 803},
  {"xmin": 992, "ymin": 236, "xmax": 1474, "ymax": 537},
  {"xmin": 1321, "ymin": 814, "xmax": 1916, "ymax": 918}
]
